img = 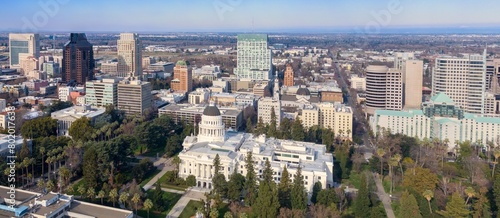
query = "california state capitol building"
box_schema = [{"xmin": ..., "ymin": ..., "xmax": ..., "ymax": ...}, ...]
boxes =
[{"xmin": 178, "ymin": 104, "xmax": 334, "ymax": 198}]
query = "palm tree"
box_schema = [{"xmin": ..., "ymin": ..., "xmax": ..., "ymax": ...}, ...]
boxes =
[
  {"xmin": 464, "ymin": 187, "xmax": 476, "ymax": 205},
  {"xmin": 30, "ymin": 158, "xmax": 35, "ymax": 185},
  {"xmin": 131, "ymin": 193, "xmax": 141, "ymax": 217},
  {"xmin": 109, "ymin": 188, "xmax": 118, "ymax": 207},
  {"xmin": 119, "ymin": 192, "xmax": 129, "ymax": 209},
  {"xmin": 493, "ymin": 149, "xmax": 500, "ymax": 177},
  {"xmin": 23, "ymin": 158, "xmax": 29, "ymax": 187},
  {"xmin": 388, "ymin": 155, "xmax": 399, "ymax": 194},
  {"xmin": 46, "ymin": 157, "xmax": 52, "ymax": 181},
  {"xmin": 87, "ymin": 187, "xmax": 96, "ymax": 202},
  {"xmin": 376, "ymin": 148, "xmax": 386, "ymax": 179},
  {"xmin": 37, "ymin": 180, "xmax": 45, "ymax": 191},
  {"xmin": 172, "ymin": 156, "xmax": 181, "ymax": 178},
  {"xmin": 78, "ymin": 186, "xmax": 86, "ymax": 199},
  {"xmin": 58, "ymin": 166, "xmax": 71, "ymax": 190},
  {"xmin": 46, "ymin": 180, "xmax": 54, "ymax": 192},
  {"xmin": 143, "ymin": 198, "xmax": 153, "ymax": 218},
  {"xmin": 40, "ymin": 146, "xmax": 46, "ymax": 179},
  {"xmin": 97, "ymin": 190, "xmax": 106, "ymax": 205},
  {"xmin": 423, "ymin": 190, "xmax": 434, "ymax": 214}
]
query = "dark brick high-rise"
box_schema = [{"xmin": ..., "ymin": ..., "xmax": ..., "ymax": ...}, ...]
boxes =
[{"xmin": 62, "ymin": 33, "xmax": 94, "ymax": 84}]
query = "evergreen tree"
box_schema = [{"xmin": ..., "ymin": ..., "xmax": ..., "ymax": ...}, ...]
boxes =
[
  {"xmin": 244, "ymin": 152, "xmax": 257, "ymax": 206},
  {"xmin": 311, "ymin": 181, "xmax": 322, "ymax": 204},
  {"xmin": 253, "ymin": 160, "xmax": 280, "ymax": 217},
  {"xmin": 69, "ymin": 116, "xmax": 94, "ymax": 142},
  {"xmin": 83, "ymin": 146, "xmax": 98, "ymax": 188},
  {"xmin": 212, "ymin": 154, "xmax": 227, "ymax": 198},
  {"xmin": 291, "ymin": 166, "xmax": 307, "ymax": 210},
  {"xmin": 19, "ymin": 140, "xmax": 30, "ymax": 161},
  {"xmin": 245, "ymin": 117, "xmax": 253, "ymax": 133},
  {"xmin": 493, "ymin": 169, "xmax": 500, "ymax": 212},
  {"xmin": 278, "ymin": 165, "xmax": 291, "ymax": 208},
  {"xmin": 322, "ymin": 128, "xmax": 335, "ymax": 151},
  {"xmin": 279, "ymin": 118, "xmax": 292, "ymax": 139},
  {"xmin": 316, "ymin": 188, "xmax": 339, "ymax": 206},
  {"xmin": 255, "ymin": 117, "xmax": 267, "ymax": 136},
  {"xmin": 399, "ymin": 191, "xmax": 422, "ymax": 218},
  {"xmin": 438, "ymin": 192, "xmax": 470, "ymax": 218},
  {"xmin": 291, "ymin": 118, "xmax": 305, "ymax": 141},
  {"xmin": 353, "ymin": 174, "xmax": 371, "ymax": 217},
  {"xmin": 227, "ymin": 171, "xmax": 245, "ymax": 202},
  {"xmin": 268, "ymin": 106, "xmax": 278, "ymax": 138}
]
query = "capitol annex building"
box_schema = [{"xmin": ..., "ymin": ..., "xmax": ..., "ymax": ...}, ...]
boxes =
[{"xmin": 178, "ymin": 104, "xmax": 334, "ymax": 197}]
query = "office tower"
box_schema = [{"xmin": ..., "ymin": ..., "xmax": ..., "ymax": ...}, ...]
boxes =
[
  {"xmin": 171, "ymin": 61, "xmax": 193, "ymax": 93},
  {"xmin": 365, "ymin": 65, "xmax": 403, "ymax": 115},
  {"xmin": 487, "ymin": 59, "xmax": 500, "ymax": 93},
  {"xmin": 62, "ymin": 33, "xmax": 95, "ymax": 84},
  {"xmin": 85, "ymin": 79, "xmax": 119, "ymax": 107},
  {"xmin": 117, "ymin": 33, "xmax": 142, "ymax": 77},
  {"xmin": 234, "ymin": 34, "xmax": 272, "ymax": 80},
  {"xmin": 19, "ymin": 56, "xmax": 38, "ymax": 74},
  {"xmin": 117, "ymin": 78, "xmax": 152, "ymax": 115},
  {"xmin": 403, "ymin": 60, "xmax": 424, "ymax": 109},
  {"xmin": 8, "ymin": 33, "xmax": 40, "ymax": 67},
  {"xmin": 432, "ymin": 51, "xmax": 487, "ymax": 114},
  {"xmin": 284, "ymin": 64, "xmax": 294, "ymax": 86},
  {"xmin": 43, "ymin": 61, "xmax": 60, "ymax": 77},
  {"xmin": 394, "ymin": 52, "xmax": 415, "ymax": 70}
]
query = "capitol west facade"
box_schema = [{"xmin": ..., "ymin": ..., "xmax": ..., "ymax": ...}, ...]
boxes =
[{"xmin": 178, "ymin": 104, "xmax": 334, "ymax": 196}]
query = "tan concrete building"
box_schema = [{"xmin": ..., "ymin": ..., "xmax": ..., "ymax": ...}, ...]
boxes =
[
  {"xmin": 117, "ymin": 33, "xmax": 142, "ymax": 77},
  {"xmin": 300, "ymin": 102, "xmax": 353, "ymax": 140},
  {"xmin": 19, "ymin": 55, "xmax": 38, "ymax": 74},
  {"xmin": 117, "ymin": 78, "xmax": 152, "ymax": 115},
  {"xmin": 253, "ymin": 82, "xmax": 268, "ymax": 97},
  {"xmin": 403, "ymin": 60, "xmax": 423, "ymax": 109},
  {"xmin": 171, "ymin": 60, "xmax": 193, "ymax": 93},
  {"xmin": 284, "ymin": 64, "xmax": 294, "ymax": 86}
]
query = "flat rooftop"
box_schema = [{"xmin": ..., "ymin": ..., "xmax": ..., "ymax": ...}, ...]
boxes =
[{"xmin": 69, "ymin": 200, "xmax": 132, "ymax": 218}]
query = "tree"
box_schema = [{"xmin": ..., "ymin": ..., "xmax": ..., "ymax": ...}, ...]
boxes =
[
  {"xmin": 402, "ymin": 167, "xmax": 438, "ymax": 194},
  {"xmin": 244, "ymin": 152, "xmax": 257, "ymax": 206},
  {"xmin": 353, "ymin": 174, "xmax": 370, "ymax": 217},
  {"xmin": 186, "ymin": 175, "xmax": 196, "ymax": 186},
  {"xmin": 399, "ymin": 191, "xmax": 422, "ymax": 218},
  {"xmin": 311, "ymin": 182, "xmax": 322, "ymax": 205},
  {"xmin": 291, "ymin": 166, "xmax": 307, "ymax": 210},
  {"xmin": 268, "ymin": 106, "xmax": 278, "ymax": 138},
  {"xmin": 87, "ymin": 187, "xmax": 96, "ymax": 201},
  {"xmin": 279, "ymin": 118, "xmax": 293, "ymax": 140},
  {"xmin": 144, "ymin": 198, "xmax": 153, "ymax": 218},
  {"xmin": 212, "ymin": 154, "xmax": 227, "ymax": 198},
  {"xmin": 253, "ymin": 160, "xmax": 280, "ymax": 217},
  {"xmin": 40, "ymin": 146, "xmax": 46, "ymax": 179},
  {"xmin": 78, "ymin": 185, "xmax": 86, "ymax": 198},
  {"xmin": 172, "ymin": 156, "xmax": 181, "ymax": 177},
  {"xmin": 69, "ymin": 117, "xmax": 94, "ymax": 142},
  {"xmin": 46, "ymin": 180, "xmax": 54, "ymax": 192},
  {"xmin": 227, "ymin": 171, "xmax": 245, "ymax": 202},
  {"xmin": 132, "ymin": 193, "xmax": 141, "ymax": 216},
  {"xmin": 376, "ymin": 148, "xmax": 385, "ymax": 177},
  {"xmin": 422, "ymin": 190, "xmax": 434, "ymax": 214},
  {"xmin": 119, "ymin": 192, "xmax": 129, "ymax": 209},
  {"xmin": 58, "ymin": 166, "xmax": 71, "ymax": 189},
  {"xmin": 254, "ymin": 117, "xmax": 266, "ymax": 136},
  {"xmin": 291, "ymin": 118, "xmax": 305, "ymax": 141},
  {"xmin": 464, "ymin": 187, "xmax": 475, "ymax": 205},
  {"xmin": 278, "ymin": 166, "xmax": 291, "ymax": 208},
  {"xmin": 83, "ymin": 146, "xmax": 98, "ymax": 189},
  {"xmin": 245, "ymin": 117, "xmax": 253, "ymax": 133},
  {"xmin": 493, "ymin": 149, "xmax": 500, "ymax": 177},
  {"xmin": 20, "ymin": 117, "xmax": 57, "ymax": 139},
  {"xmin": 109, "ymin": 188, "xmax": 118, "ymax": 207},
  {"xmin": 97, "ymin": 190, "xmax": 106, "ymax": 205},
  {"xmin": 438, "ymin": 192, "xmax": 470, "ymax": 218},
  {"xmin": 19, "ymin": 140, "xmax": 30, "ymax": 161}
]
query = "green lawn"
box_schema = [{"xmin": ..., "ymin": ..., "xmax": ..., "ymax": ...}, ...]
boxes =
[
  {"xmin": 157, "ymin": 171, "xmax": 189, "ymax": 190},
  {"xmin": 178, "ymin": 201, "xmax": 229, "ymax": 218},
  {"xmin": 138, "ymin": 189, "xmax": 182, "ymax": 218}
]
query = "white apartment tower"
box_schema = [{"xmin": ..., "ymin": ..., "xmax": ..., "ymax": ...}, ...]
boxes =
[
  {"xmin": 432, "ymin": 51, "xmax": 487, "ymax": 114},
  {"xmin": 234, "ymin": 34, "xmax": 272, "ymax": 81},
  {"xmin": 117, "ymin": 33, "xmax": 142, "ymax": 77},
  {"xmin": 9, "ymin": 33, "xmax": 40, "ymax": 67},
  {"xmin": 365, "ymin": 65, "xmax": 403, "ymax": 115}
]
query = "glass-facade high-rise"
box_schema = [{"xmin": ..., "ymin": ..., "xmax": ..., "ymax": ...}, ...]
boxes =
[
  {"xmin": 62, "ymin": 33, "xmax": 95, "ymax": 85},
  {"xmin": 234, "ymin": 34, "xmax": 272, "ymax": 81},
  {"xmin": 9, "ymin": 33, "xmax": 40, "ymax": 67}
]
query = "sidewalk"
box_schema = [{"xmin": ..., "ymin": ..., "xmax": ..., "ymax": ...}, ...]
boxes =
[
  {"xmin": 373, "ymin": 173, "xmax": 395, "ymax": 218},
  {"xmin": 166, "ymin": 188, "xmax": 208, "ymax": 218}
]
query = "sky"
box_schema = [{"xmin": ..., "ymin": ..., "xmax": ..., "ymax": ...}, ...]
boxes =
[{"xmin": 2, "ymin": 0, "xmax": 500, "ymax": 33}]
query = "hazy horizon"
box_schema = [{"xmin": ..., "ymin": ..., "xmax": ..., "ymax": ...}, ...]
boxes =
[{"xmin": 2, "ymin": 0, "xmax": 500, "ymax": 34}]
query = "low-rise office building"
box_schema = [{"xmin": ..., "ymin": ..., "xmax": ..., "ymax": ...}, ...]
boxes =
[{"xmin": 51, "ymin": 105, "xmax": 105, "ymax": 136}]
